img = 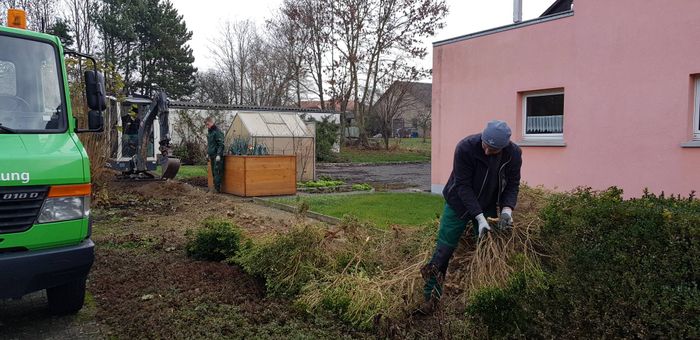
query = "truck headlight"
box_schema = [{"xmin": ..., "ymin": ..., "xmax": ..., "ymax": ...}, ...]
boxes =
[
  {"xmin": 38, "ymin": 196, "xmax": 90, "ymax": 223},
  {"xmin": 37, "ymin": 184, "xmax": 91, "ymax": 224}
]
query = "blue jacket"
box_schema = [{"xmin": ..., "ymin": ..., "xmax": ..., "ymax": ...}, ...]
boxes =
[{"xmin": 442, "ymin": 134, "xmax": 522, "ymax": 220}]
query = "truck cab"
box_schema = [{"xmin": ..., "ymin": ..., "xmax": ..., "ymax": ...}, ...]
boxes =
[{"xmin": 0, "ymin": 10, "xmax": 103, "ymax": 315}]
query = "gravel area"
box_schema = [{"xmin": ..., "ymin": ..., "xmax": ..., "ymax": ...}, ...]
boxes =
[{"xmin": 317, "ymin": 163, "xmax": 430, "ymax": 192}]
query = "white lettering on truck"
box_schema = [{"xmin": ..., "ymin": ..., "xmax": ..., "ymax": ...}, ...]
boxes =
[{"xmin": 0, "ymin": 172, "xmax": 30, "ymax": 184}]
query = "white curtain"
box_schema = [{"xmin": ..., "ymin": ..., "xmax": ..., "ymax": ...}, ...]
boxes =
[{"xmin": 526, "ymin": 115, "xmax": 563, "ymax": 133}]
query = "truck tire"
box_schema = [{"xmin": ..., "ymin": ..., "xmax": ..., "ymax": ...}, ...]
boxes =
[{"xmin": 47, "ymin": 278, "xmax": 87, "ymax": 315}]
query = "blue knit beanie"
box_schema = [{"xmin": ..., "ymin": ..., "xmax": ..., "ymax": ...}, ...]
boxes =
[{"xmin": 482, "ymin": 120, "xmax": 512, "ymax": 149}]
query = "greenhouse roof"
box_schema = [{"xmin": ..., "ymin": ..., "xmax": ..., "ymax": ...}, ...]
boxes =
[{"xmin": 236, "ymin": 112, "xmax": 312, "ymax": 138}]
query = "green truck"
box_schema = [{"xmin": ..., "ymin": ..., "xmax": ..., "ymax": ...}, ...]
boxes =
[{"xmin": 0, "ymin": 10, "xmax": 105, "ymax": 314}]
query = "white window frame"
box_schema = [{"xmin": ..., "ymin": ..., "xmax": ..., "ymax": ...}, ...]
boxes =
[
  {"xmin": 694, "ymin": 78, "xmax": 700, "ymax": 141},
  {"xmin": 522, "ymin": 91, "xmax": 565, "ymax": 142}
]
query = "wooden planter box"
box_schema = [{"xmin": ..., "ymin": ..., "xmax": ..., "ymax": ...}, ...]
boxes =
[{"xmin": 208, "ymin": 155, "xmax": 296, "ymax": 197}]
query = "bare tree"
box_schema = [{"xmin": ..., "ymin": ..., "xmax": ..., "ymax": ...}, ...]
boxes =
[
  {"xmin": 201, "ymin": 0, "xmax": 446, "ymax": 142},
  {"xmin": 64, "ymin": 0, "xmax": 97, "ymax": 54},
  {"xmin": 210, "ymin": 19, "xmax": 296, "ymax": 107},
  {"xmin": 268, "ymin": 4, "xmax": 311, "ymax": 107},
  {"xmin": 194, "ymin": 70, "xmax": 233, "ymax": 104},
  {"xmin": 374, "ymin": 68, "xmax": 423, "ymax": 149},
  {"xmin": 328, "ymin": 0, "xmax": 447, "ymax": 145},
  {"xmin": 416, "ymin": 110, "xmax": 431, "ymax": 143},
  {"xmin": 211, "ymin": 20, "xmax": 258, "ymax": 105},
  {"xmin": 330, "ymin": 0, "xmax": 370, "ymax": 141},
  {"xmin": 210, "ymin": 22, "xmax": 240, "ymax": 104}
]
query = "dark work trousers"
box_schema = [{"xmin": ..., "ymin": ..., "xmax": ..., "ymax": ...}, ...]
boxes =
[
  {"xmin": 423, "ymin": 203, "xmax": 497, "ymax": 300},
  {"xmin": 210, "ymin": 156, "xmax": 224, "ymax": 192}
]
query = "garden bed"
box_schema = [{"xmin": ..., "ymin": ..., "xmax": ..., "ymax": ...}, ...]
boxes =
[
  {"xmin": 208, "ymin": 155, "xmax": 296, "ymax": 197},
  {"xmin": 296, "ymin": 178, "xmax": 372, "ymax": 194}
]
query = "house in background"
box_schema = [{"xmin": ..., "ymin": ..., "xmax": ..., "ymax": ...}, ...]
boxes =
[
  {"xmin": 299, "ymin": 100, "xmax": 361, "ymax": 138},
  {"xmin": 431, "ymin": 0, "xmax": 700, "ymax": 197},
  {"xmin": 373, "ymin": 81, "xmax": 432, "ymax": 138}
]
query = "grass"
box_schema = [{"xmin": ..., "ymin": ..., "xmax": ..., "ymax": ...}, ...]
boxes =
[
  {"xmin": 339, "ymin": 149, "xmax": 430, "ymax": 164},
  {"xmin": 271, "ymin": 192, "xmax": 444, "ymax": 228},
  {"xmin": 156, "ymin": 164, "xmax": 207, "ymax": 179},
  {"xmin": 395, "ymin": 138, "xmax": 431, "ymax": 153},
  {"xmin": 338, "ymin": 138, "xmax": 431, "ymax": 164}
]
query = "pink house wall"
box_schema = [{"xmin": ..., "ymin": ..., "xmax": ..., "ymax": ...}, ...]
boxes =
[{"xmin": 431, "ymin": 0, "xmax": 700, "ymax": 197}]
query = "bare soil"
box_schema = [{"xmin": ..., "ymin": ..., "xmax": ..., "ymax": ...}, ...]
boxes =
[{"xmin": 2, "ymin": 179, "xmax": 366, "ymax": 339}]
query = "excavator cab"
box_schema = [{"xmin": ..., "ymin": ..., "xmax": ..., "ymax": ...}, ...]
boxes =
[{"xmin": 106, "ymin": 93, "xmax": 180, "ymax": 180}]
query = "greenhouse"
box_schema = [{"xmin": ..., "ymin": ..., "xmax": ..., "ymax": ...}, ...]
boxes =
[{"xmin": 224, "ymin": 111, "xmax": 316, "ymax": 181}]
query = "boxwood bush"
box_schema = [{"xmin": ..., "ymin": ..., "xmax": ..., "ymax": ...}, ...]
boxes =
[
  {"xmin": 466, "ymin": 188, "xmax": 700, "ymax": 339},
  {"xmin": 232, "ymin": 225, "xmax": 333, "ymax": 297},
  {"xmin": 185, "ymin": 218, "xmax": 242, "ymax": 261}
]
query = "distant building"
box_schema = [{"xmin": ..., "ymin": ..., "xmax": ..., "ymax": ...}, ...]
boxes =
[
  {"xmin": 299, "ymin": 100, "xmax": 362, "ymax": 138},
  {"xmin": 431, "ymin": 0, "xmax": 700, "ymax": 197},
  {"xmin": 373, "ymin": 81, "xmax": 432, "ymax": 138}
]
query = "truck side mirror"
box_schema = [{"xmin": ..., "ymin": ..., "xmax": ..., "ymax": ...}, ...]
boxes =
[
  {"xmin": 84, "ymin": 70, "xmax": 106, "ymax": 111},
  {"xmin": 87, "ymin": 110, "xmax": 103, "ymax": 131}
]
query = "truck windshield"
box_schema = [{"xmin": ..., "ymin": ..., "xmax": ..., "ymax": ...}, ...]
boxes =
[{"xmin": 0, "ymin": 34, "xmax": 66, "ymax": 133}]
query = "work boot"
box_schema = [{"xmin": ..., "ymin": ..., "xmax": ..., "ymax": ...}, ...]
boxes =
[
  {"xmin": 420, "ymin": 262, "xmax": 442, "ymax": 284},
  {"xmin": 416, "ymin": 295, "xmax": 439, "ymax": 315},
  {"xmin": 419, "ymin": 262, "xmax": 445, "ymax": 315}
]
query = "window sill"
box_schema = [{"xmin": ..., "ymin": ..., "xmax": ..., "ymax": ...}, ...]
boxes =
[
  {"xmin": 517, "ymin": 139, "xmax": 566, "ymax": 147},
  {"xmin": 681, "ymin": 140, "xmax": 700, "ymax": 148}
]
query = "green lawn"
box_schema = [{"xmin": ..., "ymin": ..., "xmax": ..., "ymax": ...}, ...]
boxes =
[
  {"xmin": 338, "ymin": 149, "xmax": 430, "ymax": 164},
  {"xmin": 395, "ymin": 138, "xmax": 431, "ymax": 153},
  {"xmin": 157, "ymin": 164, "xmax": 207, "ymax": 179},
  {"xmin": 337, "ymin": 138, "xmax": 431, "ymax": 164},
  {"xmin": 272, "ymin": 192, "xmax": 444, "ymax": 228}
]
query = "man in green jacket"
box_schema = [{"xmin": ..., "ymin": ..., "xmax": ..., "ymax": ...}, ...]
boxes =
[{"xmin": 205, "ymin": 116, "xmax": 225, "ymax": 192}]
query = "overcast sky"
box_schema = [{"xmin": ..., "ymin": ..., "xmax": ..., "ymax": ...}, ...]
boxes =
[{"xmin": 169, "ymin": 0, "xmax": 556, "ymax": 77}]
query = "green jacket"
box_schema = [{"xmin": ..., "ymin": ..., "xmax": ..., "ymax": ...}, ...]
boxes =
[{"xmin": 207, "ymin": 125, "xmax": 225, "ymax": 157}]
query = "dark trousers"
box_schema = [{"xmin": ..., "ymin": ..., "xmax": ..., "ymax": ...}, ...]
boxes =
[
  {"xmin": 423, "ymin": 203, "xmax": 497, "ymax": 300},
  {"xmin": 210, "ymin": 156, "xmax": 224, "ymax": 191}
]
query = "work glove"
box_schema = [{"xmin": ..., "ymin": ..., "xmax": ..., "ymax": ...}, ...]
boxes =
[
  {"xmin": 476, "ymin": 213, "xmax": 491, "ymax": 239},
  {"xmin": 498, "ymin": 207, "xmax": 513, "ymax": 230},
  {"xmin": 215, "ymin": 155, "xmax": 221, "ymax": 162}
]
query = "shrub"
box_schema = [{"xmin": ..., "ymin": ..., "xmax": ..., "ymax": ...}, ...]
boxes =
[
  {"xmin": 233, "ymin": 225, "xmax": 333, "ymax": 297},
  {"xmin": 232, "ymin": 218, "xmax": 434, "ymax": 330},
  {"xmin": 303, "ymin": 271, "xmax": 389, "ymax": 330},
  {"xmin": 465, "ymin": 269, "xmax": 549, "ymax": 339},
  {"xmin": 186, "ymin": 219, "xmax": 242, "ymax": 261},
  {"xmin": 467, "ymin": 188, "xmax": 700, "ymax": 339},
  {"xmin": 351, "ymin": 183, "xmax": 372, "ymax": 191},
  {"xmin": 297, "ymin": 179, "xmax": 345, "ymax": 188},
  {"xmin": 174, "ymin": 140, "xmax": 207, "ymax": 165},
  {"xmin": 538, "ymin": 188, "xmax": 700, "ymax": 338},
  {"xmin": 312, "ymin": 116, "xmax": 340, "ymax": 162}
]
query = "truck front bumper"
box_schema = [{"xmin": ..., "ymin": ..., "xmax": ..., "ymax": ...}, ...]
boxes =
[{"xmin": 0, "ymin": 239, "xmax": 94, "ymax": 299}]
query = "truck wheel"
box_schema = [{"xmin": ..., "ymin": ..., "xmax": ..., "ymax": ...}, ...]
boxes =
[{"xmin": 47, "ymin": 279, "xmax": 87, "ymax": 315}]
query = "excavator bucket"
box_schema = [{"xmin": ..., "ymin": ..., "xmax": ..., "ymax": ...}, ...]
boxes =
[{"xmin": 160, "ymin": 157, "xmax": 181, "ymax": 179}]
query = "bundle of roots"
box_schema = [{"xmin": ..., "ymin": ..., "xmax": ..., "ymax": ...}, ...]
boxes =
[{"xmin": 448, "ymin": 216, "xmax": 543, "ymax": 301}]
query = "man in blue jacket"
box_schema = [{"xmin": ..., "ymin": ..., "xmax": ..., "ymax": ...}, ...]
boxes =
[{"xmin": 420, "ymin": 120, "xmax": 522, "ymax": 313}]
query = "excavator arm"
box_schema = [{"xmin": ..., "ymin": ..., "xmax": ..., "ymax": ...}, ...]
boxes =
[{"xmin": 133, "ymin": 91, "xmax": 180, "ymax": 179}]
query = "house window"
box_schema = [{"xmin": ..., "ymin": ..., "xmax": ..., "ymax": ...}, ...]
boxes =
[
  {"xmin": 694, "ymin": 78, "xmax": 700, "ymax": 141},
  {"xmin": 522, "ymin": 91, "xmax": 564, "ymax": 141}
]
